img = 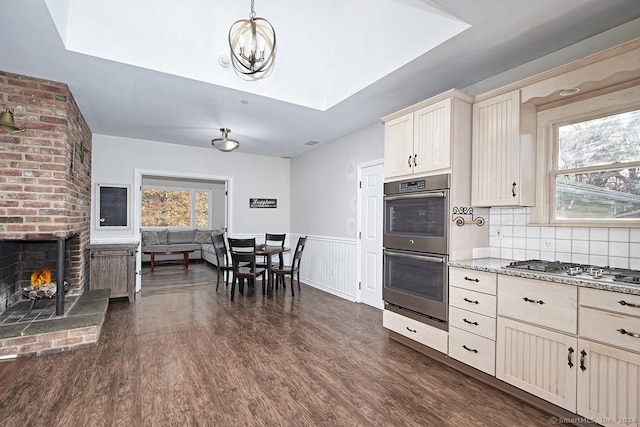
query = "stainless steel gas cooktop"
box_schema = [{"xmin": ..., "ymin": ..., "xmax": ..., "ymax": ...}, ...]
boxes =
[{"xmin": 505, "ymin": 260, "xmax": 640, "ymax": 285}]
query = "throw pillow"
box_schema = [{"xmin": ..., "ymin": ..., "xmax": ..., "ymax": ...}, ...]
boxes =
[
  {"xmin": 142, "ymin": 230, "xmax": 160, "ymax": 246},
  {"xmin": 194, "ymin": 229, "xmax": 213, "ymax": 244}
]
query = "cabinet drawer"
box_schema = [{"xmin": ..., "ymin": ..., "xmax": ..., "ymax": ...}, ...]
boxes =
[
  {"xmin": 579, "ymin": 307, "xmax": 640, "ymax": 353},
  {"xmin": 498, "ymin": 276, "xmax": 577, "ymax": 334},
  {"xmin": 580, "ymin": 287, "xmax": 640, "ymax": 317},
  {"xmin": 449, "ymin": 327, "xmax": 495, "ymax": 376},
  {"xmin": 449, "ymin": 268, "xmax": 497, "ymax": 295},
  {"xmin": 450, "ymin": 287, "xmax": 496, "ymax": 318},
  {"xmin": 383, "ymin": 310, "xmax": 448, "ymax": 353},
  {"xmin": 450, "ymin": 306, "xmax": 496, "ymax": 340}
]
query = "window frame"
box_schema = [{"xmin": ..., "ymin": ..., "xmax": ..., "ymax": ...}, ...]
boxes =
[
  {"xmin": 140, "ymin": 186, "xmax": 213, "ymax": 229},
  {"xmin": 532, "ymin": 84, "xmax": 640, "ymax": 227}
]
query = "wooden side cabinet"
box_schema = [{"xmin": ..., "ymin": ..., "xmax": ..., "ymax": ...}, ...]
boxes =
[{"xmin": 89, "ymin": 243, "xmax": 138, "ymax": 302}]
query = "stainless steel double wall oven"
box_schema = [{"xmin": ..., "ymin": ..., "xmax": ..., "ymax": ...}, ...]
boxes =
[{"xmin": 383, "ymin": 174, "xmax": 450, "ymax": 330}]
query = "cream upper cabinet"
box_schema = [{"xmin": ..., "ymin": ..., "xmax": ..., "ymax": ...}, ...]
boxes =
[
  {"xmin": 471, "ymin": 89, "xmax": 536, "ymax": 207},
  {"xmin": 383, "ymin": 89, "xmax": 473, "ymax": 181},
  {"xmin": 384, "ymin": 113, "xmax": 414, "ymax": 178},
  {"xmin": 413, "ymin": 100, "xmax": 452, "ymax": 173}
]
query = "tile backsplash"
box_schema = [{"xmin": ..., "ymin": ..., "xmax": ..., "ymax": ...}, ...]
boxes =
[{"xmin": 476, "ymin": 208, "xmax": 640, "ymax": 269}]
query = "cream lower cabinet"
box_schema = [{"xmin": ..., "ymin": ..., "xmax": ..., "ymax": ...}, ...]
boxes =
[
  {"xmin": 496, "ymin": 275, "xmax": 578, "ymax": 412},
  {"xmin": 576, "ymin": 288, "xmax": 640, "ymax": 426},
  {"xmin": 448, "ymin": 268, "xmax": 497, "ymax": 375},
  {"xmin": 383, "ymin": 309, "xmax": 448, "ymax": 354},
  {"xmin": 496, "ymin": 317, "xmax": 578, "ymax": 412},
  {"xmin": 577, "ymin": 339, "xmax": 640, "ymax": 427}
]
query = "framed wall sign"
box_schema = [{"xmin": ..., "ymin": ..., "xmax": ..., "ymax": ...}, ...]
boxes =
[
  {"xmin": 250, "ymin": 198, "xmax": 277, "ymax": 208},
  {"xmin": 96, "ymin": 184, "xmax": 130, "ymax": 229}
]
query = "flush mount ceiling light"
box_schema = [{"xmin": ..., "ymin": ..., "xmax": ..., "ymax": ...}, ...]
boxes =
[
  {"xmin": 0, "ymin": 108, "xmax": 26, "ymax": 134},
  {"xmin": 211, "ymin": 128, "xmax": 240, "ymax": 152},
  {"xmin": 228, "ymin": 0, "xmax": 276, "ymax": 77},
  {"xmin": 559, "ymin": 87, "xmax": 580, "ymax": 97}
]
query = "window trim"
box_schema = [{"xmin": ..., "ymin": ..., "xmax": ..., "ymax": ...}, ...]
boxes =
[
  {"xmin": 532, "ymin": 84, "xmax": 640, "ymax": 227},
  {"xmin": 141, "ymin": 186, "xmax": 213, "ymax": 229}
]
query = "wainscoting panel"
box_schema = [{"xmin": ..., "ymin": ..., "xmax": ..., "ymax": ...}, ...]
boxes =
[{"xmin": 291, "ymin": 234, "xmax": 358, "ymax": 301}]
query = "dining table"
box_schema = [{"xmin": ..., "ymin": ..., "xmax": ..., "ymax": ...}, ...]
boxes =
[{"xmin": 255, "ymin": 243, "xmax": 290, "ymax": 297}]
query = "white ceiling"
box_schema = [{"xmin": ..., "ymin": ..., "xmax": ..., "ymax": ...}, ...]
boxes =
[{"xmin": 1, "ymin": 0, "xmax": 640, "ymax": 158}]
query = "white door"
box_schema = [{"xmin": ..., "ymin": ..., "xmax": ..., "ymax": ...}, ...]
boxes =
[{"xmin": 358, "ymin": 161, "xmax": 384, "ymax": 309}]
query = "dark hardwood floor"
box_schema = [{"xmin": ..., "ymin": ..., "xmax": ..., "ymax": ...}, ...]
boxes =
[{"xmin": 0, "ymin": 262, "xmax": 556, "ymax": 426}]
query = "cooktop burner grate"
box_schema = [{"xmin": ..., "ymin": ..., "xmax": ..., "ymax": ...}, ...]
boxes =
[{"xmin": 505, "ymin": 260, "xmax": 640, "ymax": 285}]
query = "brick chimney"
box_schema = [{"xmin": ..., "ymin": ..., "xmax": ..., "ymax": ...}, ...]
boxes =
[{"xmin": 0, "ymin": 71, "xmax": 92, "ymax": 312}]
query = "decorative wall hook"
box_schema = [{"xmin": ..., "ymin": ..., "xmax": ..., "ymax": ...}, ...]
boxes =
[{"xmin": 452, "ymin": 207, "xmax": 485, "ymax": 227}]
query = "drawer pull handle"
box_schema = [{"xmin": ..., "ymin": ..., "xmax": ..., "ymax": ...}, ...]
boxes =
[
  {"xmin": 463, "ymin": 345, "xmax": 478, "ymax": 353},
  {"xmin": 512, "ymin": 182, "xmax": 517, "ymax": 197},
  {"xmin": 463, "ymin": 318, "xmax": 479, "ymax": 326},
  {"xmin": 618, "ymin": 300, "xmax": 640, "ymax": 308},
  {"xmin": 617, "ymin": 328, "xmax": 640, "ymax": 339},
  {"xmin": 463, "ymin": 298, "xmax": 479, "ymax": 305},
  {"xmin": 523, "ymin": 297, "xmax": 544, "ymax": 305},
  {"xmin": 408, "ymin": 155, "xmax": 412, "ymax": 168},
  {"xmin": 406, "ymin": 327, "xmax": 417, "ymax": 333},
  {"xmin": 413, "ymin": 154, "xmax": 417, "ymax": 167},
  {"xmin": 567, "ymin": 347, "xmax": 574, "ymax": 368},
  {"xmin": 464, "ymin": 276, "xmax": 479, "ymax": 283},
  {"xmin": 580, "ymin": 350, "xmax": 587, "ymax": 372}
]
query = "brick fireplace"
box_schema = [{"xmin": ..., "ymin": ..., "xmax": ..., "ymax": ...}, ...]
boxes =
[{"xmin": 0, "ymin": 70, "xmax": 92, "ymax": 316}]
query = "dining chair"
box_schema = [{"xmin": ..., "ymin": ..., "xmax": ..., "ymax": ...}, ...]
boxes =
[
  {"xmin": 260, "ymin": 233, "xmax": 286, "ymax": 286},
  {"xmin": 272, "ymin": 236, "xmax": 307, "ymax": 297},
  {"xmin": 227, "ymin": 237, "xmax": 267, "ymax": 302},
  {"xmin": 210, "ymin": 232, "xmax": 233, "ymax": 292}
]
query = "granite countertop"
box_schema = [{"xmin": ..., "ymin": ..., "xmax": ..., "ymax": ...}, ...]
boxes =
[{"xmin": 449, "ymin": 258, "xmax": 640, "ymax": 296}]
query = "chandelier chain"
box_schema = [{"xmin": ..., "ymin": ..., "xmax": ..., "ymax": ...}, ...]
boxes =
[{"xmin": 250, "ymin": 0, "xmax": 256, "ymax": 19}]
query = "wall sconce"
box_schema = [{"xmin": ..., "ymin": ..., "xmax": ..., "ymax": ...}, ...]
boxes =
[{"xmin": 0, "ymin": 108, "xmax": 26, "ymax": 134}]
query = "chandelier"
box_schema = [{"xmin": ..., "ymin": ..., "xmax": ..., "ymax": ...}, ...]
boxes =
[
  {"xmin": 211, "ymin": 128, "xmax": 240, "ymax": 152},
  {"xmin": 228, "ymin": 0, "xmax": 276, "ymax": 77}
]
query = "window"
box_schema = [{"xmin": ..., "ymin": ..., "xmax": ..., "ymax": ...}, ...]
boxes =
[
  {"xmin": 141, "ymin": 188, "xmax": 210, "ymax": 228},
  {"xmin": 534, "ymin": 86, "xmax": 640, "ymax": 226}
]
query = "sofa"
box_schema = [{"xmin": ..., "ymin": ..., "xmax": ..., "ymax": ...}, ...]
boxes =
[{"xmin": 140, "ymin": 228, "xmax": 222, "ymax": 266}]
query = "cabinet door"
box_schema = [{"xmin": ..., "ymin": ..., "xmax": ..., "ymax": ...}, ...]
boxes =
[
  {"xmin": 384, "ymin": 113, "xmax": 414, "ymax": 179},
  {"xmin": 413, "ymin": 99, "xmax": 451, "ymax": 174},
  {"xmin": 471, "ymin": 90, "xmax": 521, "ymax": 206},
  {"xmin": 496, "ymin": 317, "xmax": 577, "ymax": 412},
  {"xmin": 577, "ymin": 339, "xmax": 640, "ymax": 427},
  {"xmin": 90, "ymin": 249, "xmax": 130, "ymax": 298}
]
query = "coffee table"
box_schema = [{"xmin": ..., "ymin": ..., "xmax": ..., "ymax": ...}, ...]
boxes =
[{"xmin": 143, "ymin": 250, "xmax": 195, "ymax": 271}]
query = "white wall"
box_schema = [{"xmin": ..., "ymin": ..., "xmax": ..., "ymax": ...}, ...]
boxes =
[
  {"xmin": 91, "ymin": 134, "xmax": 290, "ymax": 243},
  {"xmin": 290, "ymin": 123, "xmax": 384, "ymax": 300},
  {"xmin": 291, "ymin": 123, "xmax": 384, "ymax": 238}
]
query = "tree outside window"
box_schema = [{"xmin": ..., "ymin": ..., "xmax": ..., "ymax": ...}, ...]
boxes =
[
  {"xmin": 141, "ymin": 189, "xmax": 210, "ymax": 227},
  {"xmin": 554, "ymin": 109, "xmax": 640, "ymax": 220}
]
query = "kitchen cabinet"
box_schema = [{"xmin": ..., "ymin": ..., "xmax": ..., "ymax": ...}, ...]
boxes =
[
  {"xmin": 383, "ymin": 309, "xmax": 448, "ymax": 354},
  {"xmin": 576, "ymin": 288, "xmax": 640, "ymax": 426},
  {"xmin": 448, "ymin": 268, "xmax": 497, "ymax": 375},
  {"xmin": 383, "ymin": 89, "xmax": 474, "ymax": 180},
  {"xmin": 496, "ymin": 317, "xmax": 578, "ymax": 411},
  {"xmin": 89, "ymin": 243, "xmax": 138, "ymax": 302},
  {"xmin": 495, "ymin": 275, "xmax": 578, "ymax": 411},
  {"xmin": 471, "ymin": 89, "xmax": 536, "ymax": 207}
]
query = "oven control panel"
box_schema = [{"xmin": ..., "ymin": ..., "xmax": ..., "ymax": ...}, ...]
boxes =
[{"xmin": 399, "ymin": 180, "xmax": 425, "ymax": 192}]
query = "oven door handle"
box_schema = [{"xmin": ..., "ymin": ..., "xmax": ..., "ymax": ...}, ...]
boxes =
[
  {"xmin": 384, "ymin": 250, "xmax": 444, "ymax": 263},
  {"xmin": 384, "ymin": 192, "xmax": 445, "ymax": 201}
]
